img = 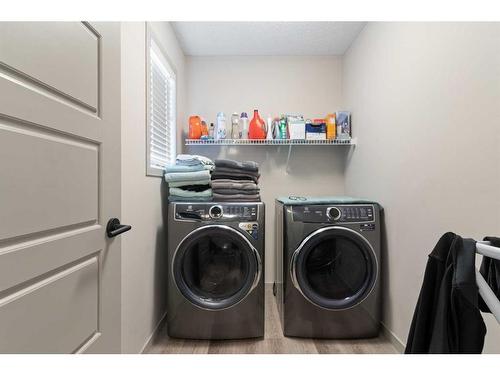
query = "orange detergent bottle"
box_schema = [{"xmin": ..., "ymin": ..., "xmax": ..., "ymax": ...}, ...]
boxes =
[
  {"xmin": 249, "ymin": 109, "xmax": 267, "ymax": 139},
  {"xmin": 326, "ymin": 113, "xmax": 336, "ymax": 140},
  {"xmin": 188, "ymin": 115, "xmax": 202, "ymax": 139}
]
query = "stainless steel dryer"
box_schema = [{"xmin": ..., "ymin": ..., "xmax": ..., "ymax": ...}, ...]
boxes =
[
  {"xmin": 275, "ymin": 197, "xmax": 381, "ymax": 338},
  {"xmin": 167, "ymin": 202, "xmax": 265, "ymax": 339}
]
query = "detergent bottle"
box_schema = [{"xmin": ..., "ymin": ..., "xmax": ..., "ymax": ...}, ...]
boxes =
[
  {"xmin": 188, "ymin": 115, "xmax": 202, "ymax": 139},
  {"xmin": 215, "ymin": 112, "xmax": 227, "ymax": 140},
  {"xmin": 266, "ymin": 116, "xmax": 274, "ymax": 140},
  {"xmin": 249, "ymin": 109, "xmax": 267, "ymax": 139},
  {"xmin": 239, "ymin": 112, "xmax": 249, "ymax": 139}
]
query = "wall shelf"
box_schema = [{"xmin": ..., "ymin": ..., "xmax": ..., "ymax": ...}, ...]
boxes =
[{"xmin": 185, "ymin": 138, "xmax": 356, "ymax": 146}]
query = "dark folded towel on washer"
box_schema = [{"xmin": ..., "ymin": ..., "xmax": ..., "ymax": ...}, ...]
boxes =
[
  {"xmin": 214, "ymin": 167, "xmax": 260, "ymax": 177},
  {"xmin": 211, "ymin": 170, "xmax": 260, "ymax": 183},
  {"xmin": 214, "ymin": 189, "xmax": 260, "ymax": 195},
  {"xmin": 213, "ymin": 193, "xmax": 261, "ymax": 202},
  {"xmin": 214, "ymin": 159, "xmax": 259, "ymax": 172},
  {"xmin": 211, "ymin": 159, "xmax": 260, "ymax": 201},
  {"xmin": 212, "ymin": 173, "xmax": 259, "ymax": 183},
  {"xmin": 168, "ymin": 196, "xmax": 213, "ymax": 202},
  {"xmin": 211, "ymin": 179, "xmax": 258, "ymax": 191}
]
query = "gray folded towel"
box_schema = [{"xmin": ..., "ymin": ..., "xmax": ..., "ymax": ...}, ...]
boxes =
[
  {"xmin": 168, "ymin": 196, "xmax": 213, "ymax": 202},
  {"xmin": 211, "ymin": 173, "xmax": 259, "ymax": 183},
  {"xmin": 214, "ymin": 167, "xmax": 260, "ymax": 177},
  {"xmin": 213, "ymin": 189, "xmax": 260, "ymax": 195},
  {"xmin": 211, "ymin": 169, "xmax": 260, "ymax": 183},
  {"xmin": 214, "ymin": 159, "xmax": 259, "ymax": 172},
  {"xmin": 213, "ymin": 193, "xmax": 261, "ymax": 202},
  {"xmin": 211, "ymin": 180, "xmax": 258, "ymax": 191}
]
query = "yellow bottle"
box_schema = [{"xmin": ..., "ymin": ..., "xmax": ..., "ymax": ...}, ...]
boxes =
[{"xmin": 326, "ymin": 113, "xmax": 336, "ymax": 140}]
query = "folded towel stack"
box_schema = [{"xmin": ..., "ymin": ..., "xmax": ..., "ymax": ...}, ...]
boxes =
[
  {"xmin": 165, "ymin": 155, "xmax": 214, "ymax": 202},
  {"xmin": 211, "ymin": 159, "xmax": 261, "ymax": 202}
]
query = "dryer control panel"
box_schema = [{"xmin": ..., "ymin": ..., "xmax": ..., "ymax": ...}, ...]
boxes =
[
  {"xmin": 292, "ymin": 204, "xmax": 375, "ymax": 223},
  {"xmin": 175, "ymin": 203, "xmax": 259, "ymax": 221}
]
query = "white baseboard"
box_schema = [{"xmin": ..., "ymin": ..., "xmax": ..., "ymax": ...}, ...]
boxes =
[
  {"xmin": 381, "ymin": 322, "xmax": 405, "ymax": 353},
  {"xmin": 140, "ymin": 311, "xmax": 167, "ymax": 354}
]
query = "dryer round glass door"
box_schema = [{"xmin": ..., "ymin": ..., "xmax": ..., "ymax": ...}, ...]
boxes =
[
  {"xmin": 172, "ymin": 225, "xmax": 261, "ymax": 310},
  {"xmin": 291, "ymin": 226, "xmax": 377, "ymax": 310}
]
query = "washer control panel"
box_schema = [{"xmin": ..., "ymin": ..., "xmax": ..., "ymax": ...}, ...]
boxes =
[
  {"xmin": 175, "ymin": 203, "xmax": 259, "ymax": 221},
  {"xmin": 292, "ymin": 204, "xmax": 375, "ymax": 223}
]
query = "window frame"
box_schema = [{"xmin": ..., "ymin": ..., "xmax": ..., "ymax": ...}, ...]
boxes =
[{"xmin": 145, "ymin": 24, "xmax": 177, "ymax": 177}]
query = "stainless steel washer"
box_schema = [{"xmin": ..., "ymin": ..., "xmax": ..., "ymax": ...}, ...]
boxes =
[
  {"xmin": 275, "ymin": 197, "xmax": 382, "ymax": 338},
  {"xmin": 167, "ymin": 202, "xmax": 265, "ymax": 339}
]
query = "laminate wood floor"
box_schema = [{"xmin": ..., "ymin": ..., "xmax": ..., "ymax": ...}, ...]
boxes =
[{"xmin": 144, "ymin": 286, "xmax": 399, "ymax": 354}]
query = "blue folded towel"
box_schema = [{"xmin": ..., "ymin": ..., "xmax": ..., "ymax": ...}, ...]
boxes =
[
  {"xmin": 164, "ymin": 164, "xmax": 205, "ymax": 173},
  {"xmin": 176, "ymin": 154, "xmax": 214, "ymax": 168},
  {"xmin": 169, "ymin": 187, "xmax": 213, "ymax": 198},
  {"xmin": 167, "ymin": 179, "xmax": 211, "ymax": 188},
  {"xmin": 164, "ymin": 170, "xmax": 211, "ymax": 183}
]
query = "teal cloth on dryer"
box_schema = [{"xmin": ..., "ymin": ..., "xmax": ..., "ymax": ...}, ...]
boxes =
[
  {"xmin": 164, "ymin": 170, "xmax": 210, "ymax": 183},
  {"xmin": 169, "ymin": 187, "xmax": 212, "ymax": 198},
  {"xmin": 276, "ymin": 196, "xmax": 379, "ymax": 206}
]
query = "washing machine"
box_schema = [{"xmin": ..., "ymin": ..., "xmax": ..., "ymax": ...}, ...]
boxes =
[
  {"xmin": 275, "ymin": 196, "xmax": 381, "ymax": 338},
  {"xmin": 167, "ymin": 201, "xmax": 265, "ymax": 339}
]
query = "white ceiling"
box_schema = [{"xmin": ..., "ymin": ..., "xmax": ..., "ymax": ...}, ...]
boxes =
[{"xmin": 171, "ymin": 22, "xmax": 366, "ymax": 56}]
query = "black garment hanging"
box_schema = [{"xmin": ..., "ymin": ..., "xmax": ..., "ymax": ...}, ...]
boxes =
[
  {"xmin": 479, "ymin": 237, "xmax": 500, "ymax": 313},
  {"xmin": 405, "ymin": 232, "xmax": 486, "ymax": 354}
]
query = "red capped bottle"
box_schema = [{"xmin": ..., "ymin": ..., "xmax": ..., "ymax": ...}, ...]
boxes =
[{"xmin": 249, "ymin": 109, "xmax": 267, "ymax": 139}]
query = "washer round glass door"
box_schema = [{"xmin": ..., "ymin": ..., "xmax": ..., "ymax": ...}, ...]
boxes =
[
  {"xmin": 291, "ymin": 226, "xmax": 377, "ymax": 310},
  {"xmin": 173, "ymin": 225, "xmax": 261, "ymax": 310}
]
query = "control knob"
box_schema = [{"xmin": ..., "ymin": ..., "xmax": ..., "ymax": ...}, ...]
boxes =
[
  {"xmin": 327, "ymin": 207, "xmax": 342, "ymax": 221},
  {"xmin": 209, "ymin": 205, "xmax": 223, "ymax": 219}
]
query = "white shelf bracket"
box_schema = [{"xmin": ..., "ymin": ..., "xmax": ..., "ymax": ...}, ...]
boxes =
[{"xmin": 285, "ymin": 143, "xmax": 293, "ymax": 173}]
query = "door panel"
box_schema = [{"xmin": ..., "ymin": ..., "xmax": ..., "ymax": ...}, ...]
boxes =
[
  {"xmin": 0, "ymin": 22, "xmax": 99, "ymax": 111},
  {"xmin": 0, "ymin": 120, "xmax": 98, "ymax": 240},
  {"xmin": 0, "ymin": 22, "xmax": 121, "ymax": 353},
  {"xmin": 0, "ymin": 257, "xmax": 98, "ymax": 354},
  {"xmin": 0, "ymin": 226, "xmax": 100, "ymax": 292}
]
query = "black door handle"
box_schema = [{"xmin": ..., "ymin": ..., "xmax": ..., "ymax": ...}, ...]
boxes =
[{"xmin": 106, "ymin": 218, "xmax": 132, "ymax": 238}]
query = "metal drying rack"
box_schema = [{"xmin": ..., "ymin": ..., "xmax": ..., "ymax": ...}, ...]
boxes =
[{"xmin": 476, "ymin": 241, "xmax": 500, "ymax": 323}]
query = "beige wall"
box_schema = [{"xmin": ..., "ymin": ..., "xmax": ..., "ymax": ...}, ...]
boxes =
[
  {"xmin": 343, "ymin": 22, "xmax": 500, "ymax": 352},
  {"xmin": 120, "ymin": 21, "xmax": 186, "ymax": 353},
  {"xmin": 185, "ymin": 56, "xmax": 347, "ymax": 282}
]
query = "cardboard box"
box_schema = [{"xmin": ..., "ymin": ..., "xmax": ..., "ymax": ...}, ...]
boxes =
[{"xmin": 288, "ymin": 121, "xmax": 305, "ymax": 139}]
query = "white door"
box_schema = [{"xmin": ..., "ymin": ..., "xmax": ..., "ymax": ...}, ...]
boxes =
[{"xmin": 0, "ymin": 22, "xmax": 122, "ymax": 353}]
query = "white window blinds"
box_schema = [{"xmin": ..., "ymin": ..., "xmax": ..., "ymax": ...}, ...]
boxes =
[{"xmin": 148, "ymin": 39, "xmax": 176, "ymax": 175}]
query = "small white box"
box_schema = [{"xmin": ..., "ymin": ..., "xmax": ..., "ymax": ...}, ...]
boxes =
[{"xmin": 288, "ymin": 122, "xmax": 305, "ymax": 139}]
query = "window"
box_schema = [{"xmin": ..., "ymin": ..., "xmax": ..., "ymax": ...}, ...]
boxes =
[{"xmin": 147, "ymin": 34, "xmax": 176, "ymax": 177}]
